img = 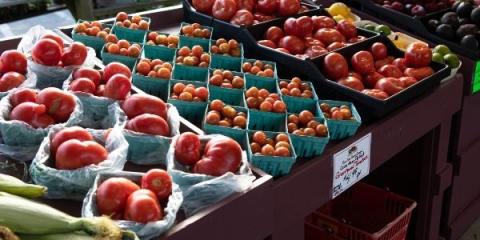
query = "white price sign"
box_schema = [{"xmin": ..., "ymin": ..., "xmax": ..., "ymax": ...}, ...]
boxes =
[{"xmin": 332, "ymin": 133, "xmax": 372, "ymax": 199}]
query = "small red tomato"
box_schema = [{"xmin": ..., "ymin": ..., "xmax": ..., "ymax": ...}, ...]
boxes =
[
  {"xmin": 126, "ymin": 113, "xmax": 170, "ymax": 136},
  {"xmin": 371, "ymin": 42, "xmax": 388, "ymax": 60},
  {"xmin": 374, "ymin": 56, "xmax": 395, "ymax": 69},
  {"xmin": 378, "ymin": 64, "xmax": 403, "ymax": 78},
  {"xmin": 326, "ymin": 42, "xmax": 347, "ymax": 51},
  {"xmin": 283, "ymin": 18, "xmax": 299, "ymax": 36},
  {"xmin": 295, "ymin": 16, "xmax": 314, "ymax": 37},
  {"xmin": 70, "ymin": 77, "xmax": 96, "ymax": 94},
  {"xmin": 351, "ymin": 51, "xmax": 375, "ymax": 75},
  {"xmin": 61, "ymin": 42, "xmax": 87, "ymax": 66},
  {"xmin": 32, "ymin": 39, "xmax": 62, "ymax": 66},
  {"xmin": 230, "ymin": 9, "xmax": 254, "ymax": 26},
  {"xmin": 73, "ymin": 67, "xmax": 101, "ymax": 86},
  {"xmin": 278, "ymin": 35, "xmax": 305, "ymax": 55},
  {"xmin": 103, "ymin": 62, "xmax": 132, "ymax": 83},
  {"xmin": 10, "ymin": 88, "xmax": 37, "ymax": 107},
  {"xmin": 50, "ymin": 126, "xmax": 93, "ymax": 155},
  {"xmin": 312, "ymin": 16, "xmax": 336, "ymax": 30},
  {"xmin": 256, "ymin": 0, "xmax": 278, "ymax": 15},
  {"xmin": 175, "ymin": 132, "xmax": 201, "ymax": 165},
  {"xmin": 364, "ymin": 71, "xmax": 384, "ymax": 88},
  {"xmin": 278, "ymin": 0, "xmax": 300, "ymax": 16},
  {"xmin": 338, "ymin": 76, "xmax": 365, "ymax": 91},
  {"xmin": 392, "ymin": 58, "xmax": 407, "ymax": 71},
  {"xmin": 403, "ymin": 67, "xmax": 434, "ymax": 80},
  {"xmin": 336, "ymin": 20, "xmax": 357, "ymax": 39},
  {"xmin": 192, "ymin": 0, "xmax": 215, "ymax": 13},
  {"xmin": 375, "ymin": 77, "xmax": 405, "ymax": 96},
  {"xmin": 404, "ymin": 42, "xmax": 432, "ymax": 68},
  {"xmin": 399, "ymin": 76, "xmax": 418, "ymax": 87},
  {"xmin": 104, "ymin": 74, "xmax": 131, "ymax": 100},
  {"xmin": 0, "ymin": 50, "xmax": 27, "ymax": 74},
  {"xmin": 124, "ymin": 189, "xmax": 162, "ymax": 223},
  {"xmin": 212, "ymin": 0, "xmax": 238, "ymax": 21},
  {"xmin": 141, "ymin": 169, "xmax": 172, "ymax": 201},
  {"xmin": 265, "ymin": 26, "xmax": 285, "ymax": 43}
]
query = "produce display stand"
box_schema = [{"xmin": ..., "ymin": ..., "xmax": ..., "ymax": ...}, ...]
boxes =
[
  {"xmin": 0, "ymin": 4, "xmax": 469, "ymax": 240},
  {"xmin": 325, "ymin": 1, "xmax": 480, "ymax": 239}
]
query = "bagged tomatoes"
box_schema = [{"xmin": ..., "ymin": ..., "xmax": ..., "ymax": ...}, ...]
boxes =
[
  {"xmin": 10, "ymin": 102, "xmax": 54, "ymax": 128},
  {"xmin": 36, "ymin": 87, "xmax": 76, "ymax": 123},
  {"xmin": 50, "ymin": 126, "xmax": 94, "ymax": 155},
  {"xmin": 193, "ymin": 136, "xmax": 242, "ymax": 176},
  {"xmin": 31, "ymin": 34, "xmax": 88, "ymax": 67},
  {"xmin": 96, "ymin": 177, "xmax": 140, "ymax": 219}
]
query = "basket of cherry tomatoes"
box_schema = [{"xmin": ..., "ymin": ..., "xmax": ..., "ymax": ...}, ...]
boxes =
[
  {"xmin": 179, "ymin": 22, "xmax": 213, "ymax": 50},
  {"xmin": 132, "ymin": 58, "xmax": 172, "ymax": 101},
  {"xmin": 72, "ymin": 20, "xmax": 113, "ymax": 54},
  {"xmin": 112, "ymin": 12, "xmax": 151, "ymax": 43},
  {"xmin": 173, "ymin": 45, "xmax": 211, "ymax": 82},
  {"xmin": 210, "ymin": 38, "xmax": 244, "ymax": 72},
  {"xmin": 242, "ymin": 59, "xmax": 277, "ymax": 92},
  {"xmin": 168, "ymin": 80, "xmax": 209, "ymax": 126},
  {"xmin": 244, "ymin": 86, "xmax": 286, "ymax": 132},
  {"xmin": 318, "ymin": 100, "xmax": 361, "ymax": 140},
  {"xmin": 287, "ymin": 109, "xmax": 330, "ymax": 158},
  {"xmin": 203, "ymin": 99, "xmax": 248, "ymax": 143},
  {"xmin": 207, "ymin": 69, "xmax": 246, "ymax": 106},
  {"xmin": 278, "ymin": 76, "xmax": 318, "ymax": 114},
  {"xmin": 144, "ymin": 31, "xmax": 179, "ymax": 63}
]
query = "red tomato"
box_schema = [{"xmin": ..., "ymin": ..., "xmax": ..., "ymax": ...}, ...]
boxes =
[
  {"xmin": 237, "ymin": 0, "xmax": 256, "ymax": 11},
  {"xmin": 311, "ymin": 16, "xmax": 336, "ymax": 30},
  {"xmin": 304, "ymin": 45, "xmax": 328, "ymax": 58},
  {"xmin": 126, "ymin": 113, "xmax": 170, "ymax": 136},
  {"xmin": 10, "ymin": 102, "xmax": 46, "ymax": 127},
  {"xmin": 323, "ymin": 52, "xmax": 349, "ymax": 80},
  {"xmin": 336, "ymin": 20, "xmax": 357, "ymax": 39},
  {"xmin": 174, "ymin": 132, "xmax": 201, "ymax": 165},
  {"xmin": 362, "ymin": 89, "xmax": 389, "ymax": 100},
  {"xmin": 212, "ymin": 0, "xmax": 238, "ymax": 21},
  {"xmin": 62, "ymin": 42, "xmax": 87, "ymax": 66},
  {"xmin": 103, "ymin": 62, "xmax": 132, "ymax": 83},
  {"xmin": 265, "ymin": 26, "xmax": 285, "ymax": 43},
  {"xmin": 230, "ymin": 9, "xmax": 254, "ymax": 26},
  {"xmin": 253, "ymin": 12, "xmax": 275, "ymax": 22},
  {"xmin": 278, "ymin": 35, "xmax": 305, "ymax": 55},
  {"xmin": 32, "ymin": 39, "xmax": 62, "ymax": 66},
  {"xmin": 257, "ymin": 0, "xmax": 278, "ymax": 14},
  {"xmin": 55, "ymin": 139, "xmax": 108, "ymax": 170},
  {"xmin": 371, "ymin": 42, "xmax": 388, "ymax": 60},
  {"xmin": 392, "ymin": 58, "xmax": 407, "ymax": 71},
  {"xmin": 378, "ymin": 64, "xmax": 403, "ymax": 78},
  {"xmin": 349, "ymin": 71, "xmax": 363, "ymax": 81},
  {"xmin": 314, "ymin": 28, "xmax": 345, "ymax": 46},
  {"xmin": 31, "ymin": 114, "xmax": 55, "ymax": 129},
  {"xmin": 124, "ymin": 190, "xmax": 162, "ymax": 223},
  {"xmin": 375, "ymin": 77, "xmax": 405, "ymax": 96},
  {"xmin": 122, "ymin": 94, "xmax": 167, "ymax": 119},
  {"xmin": 11, "ymin": 88, "xmax": 37, "ymax": 107},
  {"xmin": 404, "ymin": 67, "xmax": 434, "ymax": 80},
  {"xmin": 326, "ymin": 42, "xmax": 347, "ymax": 51},
  {"xmin": 141, "ymin": 169, "xmax": 172, "ymax": 201},
  {"xmin": 192, "ymin": 0, "xmax": 215, "ymax": 13},
  {"xmin": 283, "ymin": 18, "xmax": 299, "ymax": 36},
  {"xmin": 0, "ymin": 50, "xmax": 27, "ymax": 74},
  {"xmin": 351, "ymin": 51, "xmax": 375, "ymax": 75},
  {"xmin": 258, "ymin": 40, "xmax": 276, "ymax": 48},
  {"xmin": 37, "ymin": 88, "xmax": 76, "ymax": 123},
  {"xmin": 96, "ymin": 85, "xmax": 105, "ymax": 97},
  {"xmin": 73, "ymin": 67, "xmax": 101, "ymax": 86},
  {"xmin": 304, "ymin": 37, "xmax": 324, "ymax": 48},
  {"xmin": 50, "ymin": 126, "xmax": 93, "ymax": 155},
  {"xmin": 364, "ymin": 71, "xmax": 384, "ymax": 88},
  {"xmin": 405, "ymin": 42, "xmax": 432, "ymax": 68},
  {"xmin": 193, "ymin": 136, "xmax": 242, "ymax": 176},
  {"xmin": 0, "ymin": 72, "xmax": 25, "ymax": 92},
  {"xmin": 41, "ymin": 33, "xmax": 64, "ymax": 49},
  {"xmin": 338, "ymin": 76, "xmax": 365, "ymax": 91},
  {"xmin": 104, "ymin": 74, "xmax": 131, "ymax": 100},
  {"xmin": 399, "ymin": 76, "xmax": 418, "ymax": 87},
  {"xmin": 374, "ymin": 56, "xmax": 394, "ymax": 69},
  {"xmin": 70, "ymin": 78, "xmax": 96, "ymax": 94},
  {"xmin": 295, "ymin": 16, "xmax": 314, "ymax": 37},
  {"xmin": 96, "ymin": 177, "xmax": 140, "ymax": 219},
  {"xmin": 278, "ymin": 0, "xmax": 300, "ymax": 16}
]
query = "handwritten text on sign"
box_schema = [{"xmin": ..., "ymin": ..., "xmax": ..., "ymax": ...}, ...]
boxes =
[{"xmin": 332, "ymin": 133, "xmax": 372, "ymax": 199}]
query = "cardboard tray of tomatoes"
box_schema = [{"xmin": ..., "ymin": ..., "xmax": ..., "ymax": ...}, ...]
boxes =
[
  {"xmin": 181, "ymin": 0, "xmax": 322, "ymax": 41},
  {"xmin": 310, "ymin": 35, "xmax": 450, "ymax": 119},
  {"xmin": 241, "ymin": 8, "xmax": 379, "ymax": 77}
]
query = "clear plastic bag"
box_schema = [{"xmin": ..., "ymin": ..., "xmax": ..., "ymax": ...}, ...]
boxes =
[
  {"xmin": 116, "ymin": 102, "xmax": 181, "ymax": 165},
  {"xmin": 62, "ymin": 75, "xmax": 122, "ymax": 128},
  {"xmin": 29, "ymin": 127, "xmax": 128, "ymax": 200},
  {"xmin": 82, "ymin": 171, "xmax": 183, "ymax": 240},
  {"xmin": 167, "ymin": 134, "xmax": 255, "ymax": 216},
  {"xmin": 17, "ymin": 25, "xmax": 96, "ymax": 89},
  {"xmin": 0, "ymin": 89, "xmax": 83, "ymax": 161}
]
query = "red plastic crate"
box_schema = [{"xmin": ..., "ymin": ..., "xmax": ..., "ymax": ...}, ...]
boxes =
[{"xmin": 305, "ymin": 183, "xmax": 417, "ymax": 240}]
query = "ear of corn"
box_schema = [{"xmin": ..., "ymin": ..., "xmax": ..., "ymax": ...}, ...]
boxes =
[
  {"xmin": 0, "ymin": 174, "xmax": 46, "ymax": 198},
  {"xmin": 18, "ymin": 231, "xmax": 93, "ymax": 240},
  {"xmin": 0, "ymin": 192, "xmax": 124, "ymax": 239}
]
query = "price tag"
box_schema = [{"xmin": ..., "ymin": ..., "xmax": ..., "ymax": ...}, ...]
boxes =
[
  {"xmin": 473, "ymin": 61, "xmax": 480, "ymax": 94},
  {"xmin": 332, "ymin": 133, "xmax": 372, "ymax": 199}
]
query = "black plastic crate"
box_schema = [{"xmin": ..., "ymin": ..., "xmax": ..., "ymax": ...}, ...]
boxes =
[
  {"xmin": 242, "ymin": 9, "xmax": 378, "ymax": 78},
  {"xmin": 310, "ymin": 35, "xmax": 450, "ymax": 119},
  {"xmin": 181, "ymin": 0, "xmax": 214, "ymax": 29}
]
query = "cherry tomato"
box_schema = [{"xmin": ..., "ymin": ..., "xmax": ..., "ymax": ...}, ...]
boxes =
[
  {"xmin": 55, "ymin": 139, "xmax": 108, "ymax": 170},
  {"xmin": 124, "ymin": 190, "xmax": 162, "ymax": 223},
  {"xmin": 126, "ymin": 113, "xmax": 170, "ymax": 136},
  {"xmin": 50, "ymin": 126, "xmax": 93, "ymax": 155},
  {"xmin": 32, "ymin": 39, "xmax": 62, "ymax": 66},
  {"xmin": 61, "ymin": 42, "xmax": 87, "ymax": 66},
  {"xmin": 10, "ymin": 88, "xmax": 37, "ymax": 107},
  {"xmin": 0, "ymin": 50, "xmax": 27, "ymax": 74},
  {"xmin": 104, "ymin": 74, "xmax": 131, "ymax": 100},
  {"xmin": 73, "ymin": 67, "xmax": 101, "ymax": 86},
  {"xmin": 193, "ymin": 136, "xmax": 242, "ymax": 176},
  {"xmin": 351, "ymin": 51, "xmax": 375, "ymax": 75},
  {"xmin": 0, "ymin": 72, "xmax": 25, "ymax": 92},
  {"xmin": 141, "ymin": 169, "xmax": 172, "ymax": 201},
  {"xmin": 371, "ymin": 42, "xmax": 388, "ymax": 60},
  {"xmin": 323, "ymin": 52, "xmax": 349, "ymax": 80},
  {"xmin": 257, "ymin": 0, "xmax": 278, "ymax": 15},
  {"xmin": 103, "ymin": 62, "xmax": 132, "ymax": 83},
  {"xmin": 230, "ymin": 9, "xmax": 254, "ymax": 25},
  {"xmin": 122, "ymin": 94, "xmax": 167, "ymax": 119},
  {"xmin": 278, "ymin": 0, "xmax": 300, "ymax": 16},
  {"xmin": 212, "ymin": 0, "xmax": 238, "ymax": 21},
  {"xmin": 37, "ymin": 87, "xmax": 76, "ymax": 123},
  {"xmin": 175, "ymin": 132, "xmax": 201, "ymax": 165},
  {"xmin": 265, "ymin": 26, "xmax": 285, "ymax": 43},
  {"xmin": 96, "ymin": 177, "xmax": 140, "ymax": 219},
  {"xmin": 192, "ymin": 0, "xmax": 215, "ymax": 13}
]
